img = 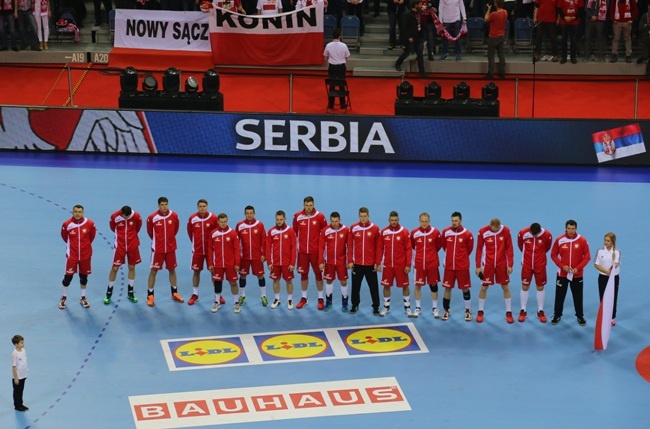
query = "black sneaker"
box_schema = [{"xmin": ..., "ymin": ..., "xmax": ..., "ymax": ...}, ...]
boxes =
[
  {"xmin": 349, "ymin": 305, "xmax": 359, "ymax": 314},
  {"xmin": 577, "ymin": 316, "xmax": 586, "ymax": 326},
  {"xmin": 551, "ymin": 315, "xmax": 561, "ymax": 325},
  {"xmin": 372, "ymin": 308, "xmax": 381, "ymax": 316}
]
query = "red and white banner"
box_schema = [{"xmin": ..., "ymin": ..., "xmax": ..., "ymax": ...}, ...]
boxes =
[
  {"xmin": 594, "ymin": 271, "xmax": 615, "ymax": 350},
  {"xmin": 114, "ymin": 9, "xmax": 211, "ymax": 52},
  {"xmin": 209, "ymin": 4, "xmax": 324, "ymax": 66}
]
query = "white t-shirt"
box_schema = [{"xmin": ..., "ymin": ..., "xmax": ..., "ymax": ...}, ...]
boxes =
[
  {"xmin": 594, "ymin": 247, "xmax": 621, "ymax": 276},
  {"xmin": 12, "ymin": 348, "xmax": 28, "ymax": 380},
  {"xmin": 257, "ymin": 0, "xmax": 282, "ymax": 15}
]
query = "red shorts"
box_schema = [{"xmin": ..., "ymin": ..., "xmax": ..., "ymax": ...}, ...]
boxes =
[
  {"xmin": 240, "ymin": 259, "xmax": 265, "ymax": 277},
  {"xmin": 442, "ymin": 269, "xmax": 471, "ymax": 290},
  {"xmin": 297, "ymin": 253, "xmax": 323, "ymax": 281},
  {"xmin": 323, "ymin": 264, "xmax": 348, "ymax": 281},
  {"xmin": 112, "ymin": 247, "xmax": 142, "ymax": 267},
  {"xmin": 150, "ymin": 252, "xmax": 177, "ymax": 271},
  {"xmin": 270, "ymin": 265, "xmax": 295, "ymax": 281},
  {"xmin": 521, "ymin": 266, "xmax": 547, "ymax": 287},
  {"xmin": 381, "ymin": 266, "xmax": 410, "ymax": 288},
  {"xmin": 212, "ymin": 267, "xmax": 238, "ymax": 282},
  {"xmin": 66, "ymin": 258, "xmax": 91, "ymax": 275},
  {"xmin": 414, "ymin": 267, "xmax": 440, "ymax": 286},
  {"xmin": 481, "ymin": 265, "xmax": 510, "ymax": 286},
  {"xmin": 190, "ymin": 253, "xmax": 209, "ymax": 271}
]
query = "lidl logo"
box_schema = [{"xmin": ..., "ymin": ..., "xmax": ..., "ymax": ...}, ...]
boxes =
[
  {"xmin": 344, "ymin": 328, "xmax": 413, "ymax": 354},
  {"xmin": 166, "ymin": 338, "xmax": 248, "ymax": 369},
  {"xmin": 256, "ymin": 332, "xmax": 334, "ymax": 361}
]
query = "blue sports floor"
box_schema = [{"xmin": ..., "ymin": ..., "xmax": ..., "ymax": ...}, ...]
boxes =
[{"xmin": 1, "ymin": 152, "xmax": 649, "ymax": 429}]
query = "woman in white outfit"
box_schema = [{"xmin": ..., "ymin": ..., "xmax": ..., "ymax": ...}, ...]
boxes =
[{"xmin": 594, "ymin": 232, "xmax": 621, "ymax": 326}]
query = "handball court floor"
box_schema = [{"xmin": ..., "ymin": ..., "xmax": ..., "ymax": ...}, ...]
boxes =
[{"xmin": 1, "ymin": 151, "xmax": 649, "ymax": 429}]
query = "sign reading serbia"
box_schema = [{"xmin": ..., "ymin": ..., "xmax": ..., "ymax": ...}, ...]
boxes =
[{"xmin": 208, "ymin": 4, "xmax": 324, "ymax": 66}]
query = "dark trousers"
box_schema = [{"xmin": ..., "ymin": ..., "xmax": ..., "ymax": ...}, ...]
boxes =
[
  {"xmin": 396, "ymin": 35, "xmax": 425, "ymax": 72},
  {"xmin": 598, "ymin": 274, "xmax": 619, "ymax": 319},
  {"xmin": 423, "ymin": 22, "xmax": 436, "ymax": 55},
  {"xmin": 351, "ymin": 264, "xmax": 379, "ymax": 310},
  {"xmin": 93, "ymin": 0, "xmax": 112, "ymax": 24},
  {"xmin": 487, "ymin": 35, "xmax": 505, "ymax": 75},
  {"xmin": 0, "ymin": 13, "xmax": 18, "ymax": 49},
  {"xmin": 327, "ymin": 63, "xmax": 347, "ymax": 107},
  {"xmin": 388, "ymin": 9, "xmax": 400, "ymax": 46},
  {"xmin": 13, "ymin": 377, "xmax": 26, "ymax": 408},
  {"xmin": 560, "ymin": 24, "xmax": 577, "ymax": 60},
  {"xmin": 534, "ymin": 21, "xmax": 558, "ymax": 56},
  {"xmin": 584, "ymin": 19, "xmax": 606, "ymax": 59},
  {"xmin": 553, "ymin": 276, "xmax": 584, "ymax": 318}
]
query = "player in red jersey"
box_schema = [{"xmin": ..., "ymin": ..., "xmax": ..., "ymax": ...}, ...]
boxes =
[
  {"xmin": 146, "ymin": 197, "xmax": 183, "ymax": 307},
  {"xmin": 376, "ymin": 211, "xmax": 413, "ymax": 316},
  {"xmin": 550, "ymin": 219, "xmax": 591, "ymax": 326},
  {"xmin": 293, "ymin": 196, "xmax": 328, "ymax": 309},
  {"xmin": 318, "ymin": 212, "xmax": 349, "ymax": 312},
  {"xmin": 411, "ymin": 212, "xmax": 443, "ymax": 318},
  {"xmin": 236, "ymin": 205, "xmax": 268, "ymax": 306},
  {"xmin": 517, "ymin": 222, "xmax": 553, "ymax": 323},
  {"xmin": 104, "ymin": 205, "xmax": 142, "ymax": 305},
  {"xmin": 207, "ymin": 213, "xmax": 242, "ymax": 313},
  {"xmin": 347, "ymin": 207, "xmax": 381, "ymax": 315},
  {"xmin": 475, "ymin": 218, "xmax": 515, "ymax": 323},
  {"xmin": 266, "ymin": 210, "xmax": 297, "ymax": 309},
  {"xmin": 441, "ymin": 211, "xmax": 474, "ymax": 321},
  {"xmin": 59, "ymin": 205, "xmax": 96, "ymax": 310},
  {"xmin": 187, "ymin": 199, "xmax": 221, "ymax": 306}
]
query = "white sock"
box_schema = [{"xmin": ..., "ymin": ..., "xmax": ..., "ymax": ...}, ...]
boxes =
[
  {"xmin": 520, "ymin": 289, "xmax": 529, "ymax": 311},
  {"xmin": 505, "ymin": 298, "xmax": 512, "ymax": 312},
  {"xmin": 260, "ymin": 286, "xmax": 267, "ymax": 297},
  {"xmin": 341, "ymin": 285, "xmax": 348, "ymax": 297},
  {"xmin": 301, "ymin": 291, "xmax": 308, "ymax": 299},
  {"xmin": 478, "ymin": 298, "xmax": 486, "ymax": 311},
  {"xmin": 325, "ymin": 282, "xmax": 334, "ymax": 295},
  {"xmin": 214, "ymin": 293, "xmax": 221, "ymax": 303},
  {"xmin": 193, "ymin": 287, "xmax": 199, "ymax": 295},
  {"xmin": 537, "ymin": 290, "xmax": 545, "ymax": 312},
  {"xmin": 415, "ymin": 299, "xmax": 421, "ymax": 308},
  {"xmin": 62, "ymin": 286, "xmax": 69, "ymax": 297}
]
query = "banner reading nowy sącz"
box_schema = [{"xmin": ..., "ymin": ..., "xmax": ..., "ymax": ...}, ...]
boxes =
[
  {"xmin": 209, "ymin": 4, "xmax": 324, "ymax": 66},
  {"xmin": 592, "ymin": 123, "xmax": 646, "ymax": 163}
]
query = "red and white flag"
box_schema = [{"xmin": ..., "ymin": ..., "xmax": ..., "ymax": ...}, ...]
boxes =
[
  {"xmin": 208, "ymin": 4, "xmax": 324, "ymax": 66},
  {"xmin": 594, "ymin": 270, "xmax": 615, "ymax": 350}
]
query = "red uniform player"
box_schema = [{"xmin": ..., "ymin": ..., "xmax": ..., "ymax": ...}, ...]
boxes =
[
  {"xmin": 376, "ymin": 211, "xmax": 412, "ymax": 316},
  {"xmin": 236, "ymin": 205, "xmax": 268, "ymax": 306},
  {"xmin": 411, "ymin": 212, "xmax": 443, "ymax": 318},
  {"xmin": 318, "ymin": 211, "xmax": 349, "ymax": 311},
  {"xmin": 441, "ymin": 211, "xmax": 474, "ymax": 321},
  {"xmin": 266, "ymin": 210, "xmax": 297, "ymax": 309},
  {"xmin": 59, "ymin": 204, "xmax": 96, "ymax": 310},
  {"xmin": 207, "ymin": 213, "xmax": 242, "ymax": 313},
  {"xmin": 104, "ymin": 205, "xmax": 142, "ymax": 305},
  {"xmin": 187, "ymin": 199, "xmax": 219, "ymax": 306},
  {"xmin": 517, "ymin": 222, "xmax": 553, "ymax": 323}
]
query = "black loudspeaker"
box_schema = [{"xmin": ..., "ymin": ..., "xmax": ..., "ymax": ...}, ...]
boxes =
[
  {"xmin": 394, "ymin": 98, "xmax": 499, "ymax": 118},
  {"xmin": 118, "ymin": 92, "xmax": 224, "ymax": 112}
]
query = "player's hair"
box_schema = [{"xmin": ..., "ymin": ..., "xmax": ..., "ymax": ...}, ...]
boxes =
[
  {"xmin": 332, "ymin": 27, "xmax": 342, "ymax": 40},
  {"xmin": 566, "ymin": 219, "xmax": 577, "ymax": 228},
  {"xmin": 410, "ymin": 0, "xmax": 420, "ymax": 9},
  {"xmin": 73, "ymin": 204, "xmax": 84, "ymax": 211},
  {"xmin": 276, "ymin": 210, "xmax": 286, "ymax": 218},
  {"xmin": 245, "ymin": 205, "xmax": 255, "ymax": 212},
  {"xmin": 330, "ymin": 211, "xmax": 340, "ymax": 219},
  {"xmin": 359, "ymin": 207, "xmax": 369, "ymax": 215},
  {"xmin": 11, "ymin": 335, "xmax": 23, "ymax": 345},
  {"xmin": 158, "ymin": 197, "xmax": 168, "ymax": 204},
  {"xmin": 604, "ymin": 232, "xmax": 616, "ymax": 249},
  {"xmin": 121, "ymin": 206, "xmax": 132, "ymax": 216},
  {"xmin": 530, "ymin": 222, "xmax": 541, "ymax": 235},
  {"xmin": 197, "ymin": 199, "xmax": 208, "ymax": 206},
  {"xmin": 389, "ymin": 210, "xmax": 399, "ymax": 218},
  {"xmin": 218, "ymin": 213, "xmax": 228, "ymax": 220},
  {"xmin": 451, "ymin": 211, "xmax": 462, "ymax": 220},
  {"xmin": 490, "ymin": 218, "xmax": 501, "ymax": 228},
  {"xmin": 419, "ymin": 212, "xmax": 430, "ymax": 220},
  {"xmin": 304, "ymin": 196, "xmax": 314, "ymax": 204}
]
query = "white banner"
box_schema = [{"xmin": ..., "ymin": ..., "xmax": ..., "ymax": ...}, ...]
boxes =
[{"xmin": 114, "ymin": 9, "xmax": 211, "ymax": 52}]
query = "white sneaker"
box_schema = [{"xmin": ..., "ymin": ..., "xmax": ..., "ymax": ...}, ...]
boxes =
[
  {"xmin": 234, "ymin": 302, "xmax": 241, "ymax": 313},
  {"xmin": 412, "ymin": 307, "xmax": 421, "ymax": 318},
  {"xmin": 405, "ymin": 306, "xmax": 412, "ymax": 317},
  {"xmin": 287, "ymin": 300, "xmax": 294, "ymax": 310},
  {"xmin": 211, "ymin": 302, "xmax": 221, "ymax": 313},
  {"xmin": 380, "ymin": 305, "xmax": 390, "ymax": 317},
  {"xmin": 271, "ymin": 298, "xmax": 280, "ymax": 309},
  {"xmin": 432, "ymin": 307, "xmax": 440, "ymax": 318},
  {"xmin": 465, "ymin": 309, "xmax": 472, "ymax": 322}
]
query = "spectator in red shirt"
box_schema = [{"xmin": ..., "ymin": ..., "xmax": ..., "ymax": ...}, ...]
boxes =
[{"xmin": 484, "ymin": 0, "xmax": 508, "ymax": 78}]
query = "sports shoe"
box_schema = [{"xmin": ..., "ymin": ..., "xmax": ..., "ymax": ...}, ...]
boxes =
[
  {"xmin": 271, "ymin": 298, "xmax": 280, "ymax": 309},
  {"xmin": 147, "ymin": 295, "xmax": 155, "ymax": 307},
  {"xmin": 412, "ymin": 307, "xmax": 421, "ymax": 318},
  {"xmin": 551, "ymin": 315, "xmax": 561, "ymax": 324},
  {"xmin": 518, "ymin": 310, "xmax": 527, "ymax": 322},
  {"xmin": 317, "ymin": 298, "xmax": 325, "ymax": 310},
  {"xmin": 536, "ymin": 310, "xmax": 547, "ymax": 323},
  {"xmin": 465, "ymin": 309, "xmax": 472, "ymax": 322},
  {"xmin": 404, "ymin": 305, "xmax": 412, "ymax": 317},
  {"xmin": 261, "ymin": 296, "xmax": 268, "ymax": 307},
  {"xmin": 128, "ymin": 293, "xmax": 138, "ymax": 303},
  {"xmin": 172, "ymin": 293, "xmax": 184, "ymax": 303},
  {"xmin": 324, "ymin": 297, "xmax": 333, "ymax": 311},
  {"xmin": 342, "ymin": 297, "xmax": 349, "ymax": 312},
  {"xmin": 439, "ymin": 53, "xmax": 448, "ymax": 60},
  {"xmin": 80, "ymin": 297, "xmax": 90, "ymax": 308},
  {"xmin": 476, "ymin": 310, "xmax": 484, "ymax": 323},
  {"xmin": 58, "ymin": 296, "xmax": 67, "ymax": 309},
  {"xmin": 442, "ymin": 309, "xmax": 450, "ymax": 320},
  {"xmin": 238, "ymin": 295, "xmax": 246, "ymax": 306},
  {"xmin": 610, "ymin": 54, "xmax": 618, "ymax": 63},
  {"xmin": 625, "ymin": 55, "xmax": 632, "ymax": 63},
  {"xmin": 611, "ymin": 320, "xmax": 616, "ymax": 326},
  {"xmin": 234, "ymin": 302, "xmax": 241, "ymax": 313},
  {"xmin": 220, "ymin": 296, "xmax": 226, "ymax": 305},
  {"xmin": 188, "ymin": 294, "xmax": 199, "ymax": 305},
  {"xmin": 432, "ymin": 307, "xmax": 440, "ymax": 318},
  {"xmin": 577, "ymin": 316, "xmax": 586, "ymax": 326},
  {"xmin": 505, "ymin": 311, "xmax": 514, "ymax": 324},
  {"xmin": 287, "ymin": 300, "xmax": 294, "ymax": 310},
  {"xmin": 380, "ymin": 304, "xmax": 390, "ymax": 317},
  {"xmin": 349, "ymin": 305, "xmax": 359, "ymax": 314},
  {"xmin": 551, "ymin": 56, "xmax": 559, "ymax": 62},
  {"xmin": 372, "ymin": 308, "xmax": 381, "ymax": 316},
  {"xmin": 296, "ymin": 297, "xmax": 308, "ymax": 309},
  {"xmin": 103, "ymin": 295, "xmax": 111, "ymax": 305},
  {"xmin": 211, "ymin": 302, "xmax": 221, "ymax": 313}
]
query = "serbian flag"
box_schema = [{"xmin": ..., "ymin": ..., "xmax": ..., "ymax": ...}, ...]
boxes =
[
  {"xmin": 594, "ymin": 271, "xmax": 615, "ymax": 351},
  {"xmin": 208, "ymin": 4, "xmax": 324, "ymax": 66},
  {"xmin": 593, "ymin": 123, "xmax": 646, "ymax": 163}
]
